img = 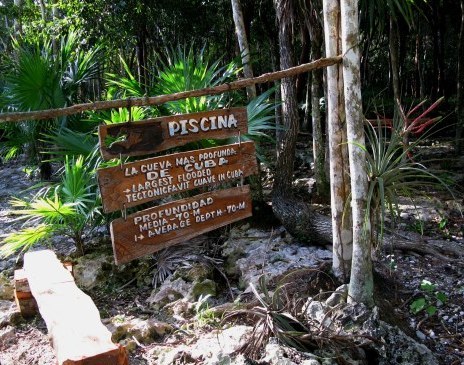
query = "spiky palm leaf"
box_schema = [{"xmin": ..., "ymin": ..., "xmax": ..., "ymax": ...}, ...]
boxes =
[
  {"xmin": 0, "ymin": 224, "xmax": 56, "ymax": 257},
  {"xmin": 106, "ymin": 56, "xmax": 146, "ymax": 98},
  {"xmin": 0, "ymin": 155, "xmax": 102, "ymax": 257},
  {"xmin": 360, "ymin": 119, "xmax": 455, "ymax": 244},
  {"xmin": 3, "ymin": 31, "xmax": 102, "ymax": 167},
  {"xmin": 154, "ymin": 45, "xmax": 240, "ymax": 114}
]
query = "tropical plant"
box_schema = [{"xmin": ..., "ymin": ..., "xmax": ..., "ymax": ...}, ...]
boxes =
[
  {"xmin": 230, "ymin": 276, "xmax": 316, "ymax": 359},
  {"xmin": 0, "ymin": 155, "xmax": 102, "ymax": 257},
  {"xmin": 150, "ymin": 240, "xmax": 222, "ymax": 289},
  {"xmin": 154, "ymin": 45, "xmax": 241, "ymax": 115},
  {"xmin": 361, "ymin": 114, "xmax": 454, "ymax": 245},
  {"xmin": 410, "ymin": 279, "xmax": 447, "ymax": 316},
  {"xmin": 0, "ymin": 30, "xmax": 101, "ymax": 172},
  {"xmin": 236, "ymin": 88, "xmax": 281, "ymax": 161}
]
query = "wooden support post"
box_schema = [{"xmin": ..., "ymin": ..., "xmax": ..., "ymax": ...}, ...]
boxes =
[{"xmin": 23, "ymin": 250, "xmax": 128, "ymax": 365}]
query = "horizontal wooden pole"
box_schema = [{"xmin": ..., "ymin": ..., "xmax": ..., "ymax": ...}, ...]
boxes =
[{"xmin": 0, "ymin": 56, "xmax": 342, "ymax": 123}]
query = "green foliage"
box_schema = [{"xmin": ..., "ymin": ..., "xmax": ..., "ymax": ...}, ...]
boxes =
[
  {"xmin": 410, "ymin": 280, "xmax": 447, "ymax": 316},
  {"xmin": 1, "ymin": 30, "xmax": 102, "ymax": 168},
  {"xmin": 360, "ymin": 0, "xmax": 416, "ymax": 35},
  {"xmin": 154, "ymin": 45, "xmax": 241, "ymax": 114},
  {"xmin": 360, "ymin": 117, "xmax": 454, "ymax": 245},
  {"xmin": 194, "ymin": 294, "xmax": 220, "ymax": 328},
  {"xmin": 239, "ymin": 88, "xmax": 281, "ymax": 162},
  {"xmin": 0, "ymin": 155, "xmax": 102, "ymax": 257}
]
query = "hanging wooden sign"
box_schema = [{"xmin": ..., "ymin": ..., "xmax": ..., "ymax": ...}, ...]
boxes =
[
  {"xmin": 110, "ymin": 185, "xmax": 252, "ymax": 264},
  {"xmin": 98, "ymin": 107, "xmax": 248, "ymax": 160},
  {"xmin": 97, "ymin": 141, "xmax": 257, "ymax": 213}
]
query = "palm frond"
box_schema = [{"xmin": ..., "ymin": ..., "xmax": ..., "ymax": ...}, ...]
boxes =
[
  {"xmin": 154, "ymin": 45, "xmax": 240, "ymax": 114},
  {"xmin": 0, "ymin": 224, "xmax": 55, "ymax": 258}
]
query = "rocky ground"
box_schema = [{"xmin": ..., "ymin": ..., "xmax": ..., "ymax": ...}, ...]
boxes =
[{"xmin": 0, "ymin": 140, "xmax": 463, "ymax": 365}]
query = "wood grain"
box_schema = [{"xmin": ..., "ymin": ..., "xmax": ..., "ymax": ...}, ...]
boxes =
[
  {"xmin": 111, "ymin": 185, "xmax": 252, "ymax": 264},
  {"xmin": 98, "ymin": 107, "xmax": 247, "ymax": 160},
  {"xmin": 23, "ymin": 250, "xmax": 128, "ymax": 365},
  {"xmin": 98, "ymin": 141, "xmax": 257, "ymax": 213}
]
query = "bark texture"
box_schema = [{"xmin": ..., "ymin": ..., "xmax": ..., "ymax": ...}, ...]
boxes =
[
  {"xmin": 341, "ymin": 0, "xmax": 373, "ymax": 307},
  {"xmin": 389, "ymin": 16, "xmax": 401, "ymax": 119},
  {"xmin": 231, "ymin": 0, "xmax": 257, "ymax": 100},
  {"xmin": 302, "ymin": 0, "xmax": 328, "ymax": 199},
  {"xmin": 456, "ymin": 0, "xmax": 464, "ymax": 154},
  {"xmin": 272, "ymin": 0, "xmax": 299, "ymax": 198},
  {"xmin": 323, "ymin": 0, "xmax": 352, "ymax": 282}
]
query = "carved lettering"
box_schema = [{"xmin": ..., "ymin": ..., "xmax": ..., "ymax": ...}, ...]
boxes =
[
  {"xmin": 98, "ymin": 142, "xmax": 257, "ymax": 213},
  {"xmin": 168, "ymin": 114, "xmax": 239, "ymax": 137}
]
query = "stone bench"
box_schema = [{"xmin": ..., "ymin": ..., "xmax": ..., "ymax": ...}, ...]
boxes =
[{"xmin": 14, "ymin": 250, "xmax": 128, "ymax": 365}]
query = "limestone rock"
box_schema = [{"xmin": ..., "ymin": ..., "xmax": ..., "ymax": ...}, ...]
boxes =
[
  {"xmin": 325, "ymin": 284, "xmax": 348, "ymax": 307},
  {"xmin": 223, "ymin": 227, "xmax": 331, "ymax": 289},
  {"xmin": 377, "ymin": 322, "xmax": 439, "ymax": 365},
  {"xmin": 73, "ymin": 252, "xmax": 112, "ymax": 290},
  {"xmin": 106, "ymin": 315, "xmax": 173, "ymax": 344},
  {"xmin": 0, "ymin": 273, "xmax": 14, "ymax": 300},
  {"xmin": 147, "ymin": 277, "xmax": 192, "ymax": 309},
  {"xmin": 305, "ymin": 301, "xmax": 439, "ymax": 365},
  {"xmin": 191, "ymin": 279, "xmax": 217, "ymax": 300},
  {"xmin": 0, "ymin": 300, "xmax": 21, "ymax": 328},
  {"xmin": 261, "ymin": 342, "xmax": 298, "ymax": 365},
  {"xmin": 0, "ymin": 325, "xmax": 16, "ymax": 347},
  {"xmin": 164, "ymin": 298, "xmax": 195, "ymax": 318},
  {"xmin": 145, "ymin": 325, "xmax": 253, "ymax": 365},
  {"xmin": 183, "ymin": 262, "xmax": 214, "ymax": 282}
]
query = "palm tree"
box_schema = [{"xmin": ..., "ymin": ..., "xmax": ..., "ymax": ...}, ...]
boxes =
[
  {"xmin": 0, "ymin": 30, "xmax": 101, "ymax": 178},
  {"xmin": 0, "ymin": 155, "xmax": 102, "ymax": 257}
]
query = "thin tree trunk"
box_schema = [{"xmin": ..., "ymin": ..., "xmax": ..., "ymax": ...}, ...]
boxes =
[
  {"xmin": 414, "ymin": 23, "xmax": 425, "ymax": 100},
  {"xmin": 302, "ymin": 72, "xmax": 311, "ymax": 132},
  {"xmin": 323, "ymin": 0, "xmax": 352, "ymax": 282},
  {"xmin": 341, "ymin": 0, "xmax": 373, "ymax": 307},
  {"xmin": 231, "ymin": 0, "xmax": 257, "ymax": 100},
  {"xmin": 431, "ymin": 2, "xmax": 445, "ymax": 97},
  {"xmin": 302, "ymin": 0, "xmax": 328, "ymax": 199},
  {"xmin": 14, "ymin": 0, "xmax": 23, "ymax": 35},
  {"xmin": 456, "ymin": 0, "xmax": 464, "ymax": 154},
  {"xmin": 311, "ymin": 37, "xmax": 328, "ymax": 199},
  {"xmin": 272, "ymin": 0, "xmax": 299, "ymax": 199},
  {"xmin": 389, "ymin": 16, "xmax": 401, "ymax": 119},
  {"xmin": 296, "ymin": 30, "xmax": 310, "ymax": 103}
]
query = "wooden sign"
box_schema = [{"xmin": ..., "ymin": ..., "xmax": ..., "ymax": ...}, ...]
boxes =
[
  {"xmin": 97, "ymin": 141, "xmax": 257, "ymax": 213},
  {"xmin": 110, "ymin": 185, "xmax": 252, "ymax": 264},
  {"xmin": 98, "ymin": 107, "xmax": 247, "ymax": 160}
]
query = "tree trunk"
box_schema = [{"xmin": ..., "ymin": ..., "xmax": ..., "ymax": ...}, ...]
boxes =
[
  {"xmin": 296, "ymin": 30, "xmax": 310, "ymax": 104},
  {"xmin": 231, "ymin": 0, "xmax": 257, "ymax": 100},
  {"xmin": 310, "ymin": 23, "xmax": 327, "ymax": 200},
  {"xmin": 14, "ymin": 0, "xmax": 23, "ymax": 35},
  {"xmin": 456, "ymin": 0, "xmax": 464, "ymax": 155},
  {"xmin": 414, "ymin": 23, "xmax": 425, "ymax": 100},
  {"xmin": 301, "ymin": 0, "xmax": 328, "ymax": 200},
  {"xmin": 341, "ymin": 0, "xmax": 374, "ymax": 307},
  {"xmin": 272, "ymin": 0, "xmax": 299, "ymax": 199},
  {"xmin": 323, "ymin": 0, "xmax": 352, "ymax": 282},
  {"xmin": 431, "ymin": 1, "xmax": 445, "ymax": 97},
  {"xmin": 389, "ymin": 16, "xmax": 401, "ymax": 119}
]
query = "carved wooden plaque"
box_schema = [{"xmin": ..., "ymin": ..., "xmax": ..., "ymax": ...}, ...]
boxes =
[
  {"xmin": 98, "ymin": 141, "xmax": 257, "ymax": 213},
  {"xmin": 98, "ymin": 107, "xmax": 247, "ymax": 160},
  {"xmin": 111, "ymin": 185, "xmax": 252, "ymax": 264}
]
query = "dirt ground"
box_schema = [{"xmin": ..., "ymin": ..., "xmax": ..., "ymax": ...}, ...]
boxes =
[{"xmin": 0, "ymin": 139, "xmax": 463, "ymax": 365}]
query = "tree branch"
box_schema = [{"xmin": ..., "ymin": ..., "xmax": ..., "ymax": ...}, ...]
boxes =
[{"xmin": 0, "ymin": 56, "xmax": 342, "ymax": 123}]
